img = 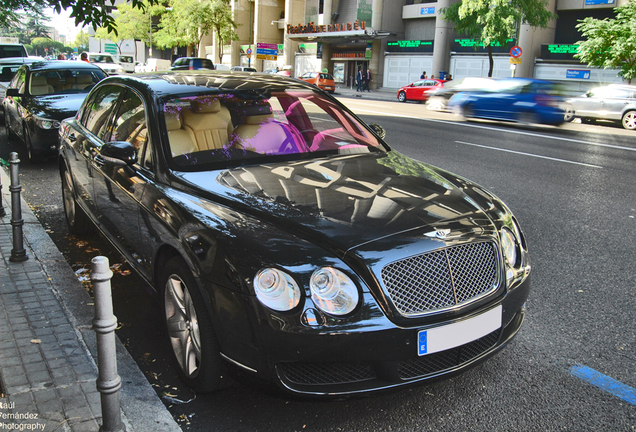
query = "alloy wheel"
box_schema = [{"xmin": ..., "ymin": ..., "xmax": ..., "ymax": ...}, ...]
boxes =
[
  {"xmin": 164, "ymin": 274, "xmax": 202, "ymax": 378},
  {"xmin": 622, "ymin": 111, "xmax": 636, "ymax": 130}
]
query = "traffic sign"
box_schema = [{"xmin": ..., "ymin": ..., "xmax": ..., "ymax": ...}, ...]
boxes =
[
  {"xmin": 510, "ymin": 46, "xmax": 522, "ymax": 58},
  {"xmin": 509, "ymin": 57, "xmax": 522, "ymax": 64},
  {"xmin": 246, "ymin": 48, "xmax": 252, "ymax": 55}
]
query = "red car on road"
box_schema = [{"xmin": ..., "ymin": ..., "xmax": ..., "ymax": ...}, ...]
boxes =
[{"xmin": 397, "ymin": 78, "xmax": 445, "ymax": 102}]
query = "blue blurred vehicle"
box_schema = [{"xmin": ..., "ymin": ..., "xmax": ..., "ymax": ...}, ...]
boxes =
[{"xmin": 448, "ymin": 78, "xmax": 566, "ymax": 126}]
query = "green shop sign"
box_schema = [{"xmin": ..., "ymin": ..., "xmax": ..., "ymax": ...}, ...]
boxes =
[
  {"xmin": 540, "ymin": 44, "xmax": 580, "ymax": 60},
  {"xmin": 387, "ymin": 40, "xmax": 434, "ymax": 53},
  {"xmin": 453, "ymin": 38, "xmax": 515, "ymax": 53}
]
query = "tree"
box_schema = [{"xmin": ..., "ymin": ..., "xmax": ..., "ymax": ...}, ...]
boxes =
[
  {"xmin": 210, "ymin": 0, "xmax": 238, "ymax": 63},
  {"xmin": 440, "ymin": 0, "xmax": 556, "ymax": 76},
  {"xmin": 73, "ymin": 29, "xmax": 90, "ymax": 53},
  {"xmin": 153, "ymin": 0, "xmax": 236, "ymax": 60},
  {"xmin": 23, "ymin": 10, "xmax": 52, "ymax": 39},
  {"xmin": 0, "ymin": 0, "xmax": 155, "ymax": 33},
  {"xmin": 0, "ymin": 7, "xmax": 50, "ymax": 44},
  {"xmin": 94, "ymin": 2, "xmax": 149, "ymax": 57},
  {"xmin": 575, "ymin": 0, "xmax": 636, "ymax": 84},
  {"xmin": 31, "ymin": 36, "xmax": 56, "ymax": 56}
]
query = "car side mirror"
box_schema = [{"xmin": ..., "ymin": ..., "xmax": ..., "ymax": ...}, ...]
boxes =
[
  {"xmin": 368, "ymin": 123, "xmax": 386, "ymax": 140},
  {"xmin": 100, "ymin": 141, "xmax": 138, "ymax": 166},
  {"xmin": 6, "ymin": 88, "xmax": 20, "ymax": 97}
]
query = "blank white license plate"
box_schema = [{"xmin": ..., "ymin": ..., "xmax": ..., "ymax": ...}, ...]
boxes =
[{"xmin": 417, "ymin": 305, "xmax": 502, "ymax": 356}]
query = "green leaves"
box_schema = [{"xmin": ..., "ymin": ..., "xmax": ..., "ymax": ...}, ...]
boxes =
[
  {"xmin": 575, "ymin": 0, "xmax": 636, "ymax": 83},
  {"xmin": 440, "ymin": 0, "xmax": 556, "ymax": 76}
]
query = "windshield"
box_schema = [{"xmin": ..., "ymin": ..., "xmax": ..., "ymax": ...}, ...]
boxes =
[
  {"xmin": 29, "ymin": 69, "xmax": 106, "ymax": 96},
  {"xmin": 163, "ymin": 90, "xmax": 386, "ymax": 171}
]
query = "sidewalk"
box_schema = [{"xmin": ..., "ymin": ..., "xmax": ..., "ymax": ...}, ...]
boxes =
[
  {"xmin": 334, "ymin": 85, "xmax": 397, "ymax": 102},
  {"xmin": 0, "ymin": 165, "xmax": 180, "ymax": 431}
]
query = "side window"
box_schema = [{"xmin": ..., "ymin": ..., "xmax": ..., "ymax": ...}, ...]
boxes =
[
  {"xmin": 81, "ymin": 86, "xmax": 123, "ymax": 138},
  {"xmin": 110, "ymin": 90, "xmax": 148, "ymax": 163}
]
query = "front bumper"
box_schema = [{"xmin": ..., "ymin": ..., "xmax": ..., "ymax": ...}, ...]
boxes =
[{"xmin": 230, "ymin": 275, "xmax": 530, "ymax": 397}]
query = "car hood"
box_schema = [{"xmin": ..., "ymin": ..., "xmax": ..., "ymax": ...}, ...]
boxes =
[
  {"xmin": 25, "ymin": 93, "xmax": 87, "ymax": 120},
  {"xmin": 174, "ymin": 152, "xmax": 498, "ymax": 256}
]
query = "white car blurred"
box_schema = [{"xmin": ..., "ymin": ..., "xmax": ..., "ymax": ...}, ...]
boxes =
[
  {"xmin": 83, "ymin": 52, "xmax": 126, "ymax": 75},
  {"xmin": 135, "ymin": 58, "xmax": 171, "ymax": 72}
]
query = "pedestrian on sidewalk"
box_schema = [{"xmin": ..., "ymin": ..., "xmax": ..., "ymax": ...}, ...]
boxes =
[
  {"xmin": 420, "ymin": 71, "xmax": 427, "ymax": 79},
  {"xmin": 363, "ymin": 69, "xmax": 372, "ymax": 92},
  {"xmin": 356, "ymin": 67, "xmax": 363, "ymax": 92}
]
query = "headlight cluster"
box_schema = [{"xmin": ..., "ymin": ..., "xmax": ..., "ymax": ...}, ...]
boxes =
[
  {"xmin": 254, "ymin": 266, "xmax": 359, "ymax": 316},
  {"xmin": 254, "ymin": 268, "xmax": 300, "ymax": 311},
  {"xmin": 309, "ymin": 267, "xmax": 358, "ymax": 315},
  {"xmin": 499, "ymin": 218, "xmax": 528, "ymax": 286},
  {"xmin": 35, "ymin": 116, "xmax": 60, "ymax": 130}
]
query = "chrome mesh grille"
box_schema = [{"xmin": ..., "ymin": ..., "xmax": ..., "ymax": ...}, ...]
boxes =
[{"xmin": 381, "ymin": 242, "xmax": 499, "ymax": 316}]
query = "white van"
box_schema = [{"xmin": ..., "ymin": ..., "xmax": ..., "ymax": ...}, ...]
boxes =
[
  {"xmin": 136, "ymin": 58, "xmax": 171, "ymax": 72},
  {"xmin": 117, "ymin": 55, "xmax": 136, "ymax": 73}
]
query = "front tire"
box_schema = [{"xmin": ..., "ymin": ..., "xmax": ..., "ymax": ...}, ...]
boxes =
[
  {"xmin": 23, "ymin": 125, "xmax": 41, "ymax": 163},
  {"xmin": 161, "ymin": 256, "xmax": 228, "ymax": 392},
  {"xmin": 398, "ymin": 91, "xmax": 406, "ymax": 102},
  {"xmin": 621, "ymin": 110, "xmax": 636, "ymax": 130},
  {"xmin": 61, "ymin": 168, "xmax": 93, "ymax": 234}
]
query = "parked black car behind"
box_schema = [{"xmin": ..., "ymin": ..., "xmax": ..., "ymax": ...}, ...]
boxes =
[
  {"xmin": 58, "ymin": 70, "xmax": 531, "ymax": 397},
  {"xmin": 3, "ymin": 60, "xmax": 106, "ymax": 162}
]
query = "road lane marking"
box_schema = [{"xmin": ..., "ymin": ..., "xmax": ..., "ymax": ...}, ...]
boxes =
[
  {"xmin": 570, "ymin": 365, "xmax": 636, "ymax": 406},
  {"xmin": 351, "ymin": 107, "xmax": 636, "ymax": 153},
  {"xmin": 455, "ymin": 141, "xmax": 603, "ymax": 169}
]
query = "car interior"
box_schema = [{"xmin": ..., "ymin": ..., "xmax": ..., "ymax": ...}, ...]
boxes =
[{"xmin": 164, "ymin": 91, "xmax": 384, "ymax": 170}]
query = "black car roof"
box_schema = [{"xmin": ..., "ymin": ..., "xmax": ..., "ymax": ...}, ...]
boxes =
[
  {"xmin": 24, "ymin": 60, "xmax": 104, "ymax": 72},
  {"xmin": 95, "ymin": 70, "xmax": 317, "ymax": 99}
]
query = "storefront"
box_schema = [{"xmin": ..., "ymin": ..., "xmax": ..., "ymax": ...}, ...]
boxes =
[{"xmin": 287, "ymin": 18, "xmax": 391, "ymax": 89}]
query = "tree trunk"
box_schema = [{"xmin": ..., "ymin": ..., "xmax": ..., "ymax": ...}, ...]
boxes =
[{"xmin": 488, "ymin": 45, "xmax": 494, "ymax": 77}]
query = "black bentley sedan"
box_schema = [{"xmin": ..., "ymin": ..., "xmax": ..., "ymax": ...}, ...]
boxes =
[
  {"xmin": 3, "ymin": 60, "xmax": 106, "ymax": 162},
  {"xmin": 58, "ymin": 71, "xmax": 531, "ymax": 397}
]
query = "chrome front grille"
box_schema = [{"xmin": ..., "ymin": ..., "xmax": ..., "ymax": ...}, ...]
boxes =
[{"xmin": 381, "ymin": 242, "xmax": 500, "ymax": 316}]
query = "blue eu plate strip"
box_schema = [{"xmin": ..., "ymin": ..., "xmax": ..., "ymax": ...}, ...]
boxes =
[{"xmin": 570, "ymin": 365, "xmax": 636, "ymax": 406}]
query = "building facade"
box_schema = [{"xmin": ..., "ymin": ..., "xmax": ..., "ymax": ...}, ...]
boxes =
[{"xmin": 200, "ymin": 0, "xmax": 626, "ymax": 92}]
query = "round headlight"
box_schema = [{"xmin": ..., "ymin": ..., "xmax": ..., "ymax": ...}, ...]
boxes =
[
  {"xmin": 500, "ymin": 227, "xmax": 518, "ymax": 267},
  {"xmin": 254, "ymin": 268, "xmax": 300, "ymax": 311},
  {"xmin": 310, "ymin": 267, "xmax": 359, "ymax": 316},
  {"xmin": 35, "ymin": 117, "xmax": 60, "ymax": 130}
]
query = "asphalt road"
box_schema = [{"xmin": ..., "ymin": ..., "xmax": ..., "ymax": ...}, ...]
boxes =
[{"xmin": 2, "ymin": 100, "xmax": 635, "ymax": 431}]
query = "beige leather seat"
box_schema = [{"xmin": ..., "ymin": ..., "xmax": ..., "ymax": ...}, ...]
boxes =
[
  {"xmin": 29, "ymin": 76, "xmax": 53, "ymax": 95},
  {"xmin": 182, "ymin": 98, "xmax": 233, "ymax": 150},
  {"xmin": 73, "ymin": 74, "xmax": 94, "ymax": 90},
  {"xmin": 165, "ymin": 110, "xmax": 198, "ymax": 157},
  {"xmin": 61, "ymin": 76, "xmax": 75, "ymax": 90},
  {"xmin": 231, "ymin": 115, "xmax": 303, "ymax": 155},
  {"xmin": 231, "ymin": 115, "xmax": 273, "ymax": 151}
]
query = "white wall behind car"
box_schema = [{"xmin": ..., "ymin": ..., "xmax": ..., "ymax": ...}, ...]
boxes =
[{"xmin": 383, "ymin": 55, "xmax": 434, "ymax": 89}]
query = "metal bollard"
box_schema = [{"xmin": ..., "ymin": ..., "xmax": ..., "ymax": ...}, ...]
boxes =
[
  {"xmin": 0, "ymin": 161, "xmax": 6, "ymax": 218},
  {"xmin": 91, "ymin": 256, "xmax": 126, "ymax": 432},
  {"xmin": 9, "ymin": 152, "xmax": 27, "ymax": 262}
]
